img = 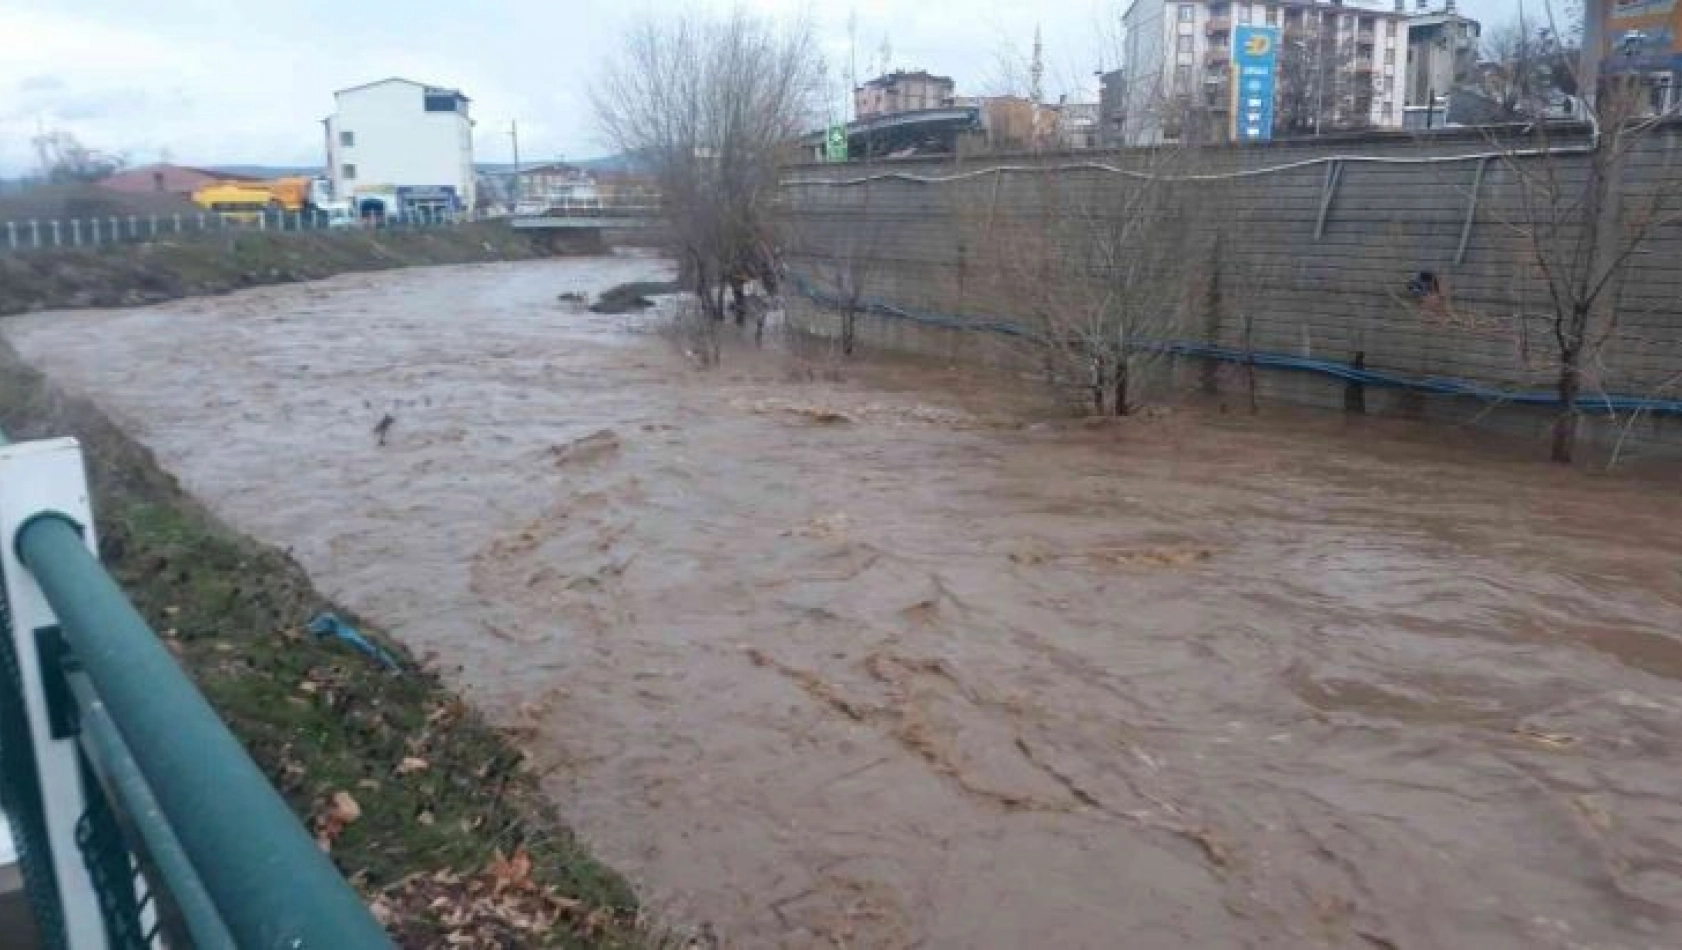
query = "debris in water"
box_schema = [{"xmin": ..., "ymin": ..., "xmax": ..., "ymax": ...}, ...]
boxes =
[
  {"xmin": 546, "ymin": 429, "xmax": 620, "ymax": 466},
  {"xmin": 1009, "ymin": 545, "xmax": 1214, "ymax": 568},
  {"xmin": 1512, "ymin": 727, "xmax": 1579, "ymax": 749},
  {"xmin": 589, "ymin": 280, "xmax": 680, "ymax": 314},
  {"xmin": 796, "ymin": 407, "xmax": 852, "ymax": 424},
  {"xmin": 786, "ymin": 512, "xmax": 850, "ymax": 539},
  {"xmin": 373, "ymin": 412, "xmax": 395, "ymax": 446}
]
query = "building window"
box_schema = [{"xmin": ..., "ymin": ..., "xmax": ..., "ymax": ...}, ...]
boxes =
[
  {"xmin": 1176, "ymin": 64, "xmax": 1193, "ymax": 89},
  {"xmin": 1238, "ymin": 4, "xmax": 1251, "ymax": 21},
  {"xmin": 341, "ymin": 163, "xmax": 357, "ymax": 180},
  {"xmin": 1384, "ymin": 48, "xmax": 1395, "ymax": 64},
  {"xmin": 1381, "ymin": 104, "xmax": 1393, "ymax": 118},
  {"xmin": 424, "ymin": 92, "xmax": 461, "ymax": 113},
  {"xmin": 1179, "ymin": 4, "xmax": 1195, "ymax": 21},
  {"xmin": 1265, "ymin": 6, "xmax": 1278, "ymax": 25},
  {"xmin": 339, "ymin": 130, "xmax": 354, "ymax": 147},
  {"xmin": 1178, "ymin": 35, "xmax": 1194, "ymax": 52},
  {"xmin": 1383, "ymin": 76, "xmax": 1394, "ymax": 92}
]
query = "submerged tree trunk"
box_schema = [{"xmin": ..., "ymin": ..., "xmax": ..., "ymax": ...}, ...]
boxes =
[
  {"xmin": 1113, "ymin": 357, "xmax": 1131, "ymax": 417},
  {"xmin": 1551, "ymin": 350, "xmax": 1582, "ymax": 464},
  {"xmin": 840, "ymin": 305, "xmax": 858, "ymax": 356},
  {"xmin": 1091, "ymin": 355, "xmax": 1107, "ymax": 414}
]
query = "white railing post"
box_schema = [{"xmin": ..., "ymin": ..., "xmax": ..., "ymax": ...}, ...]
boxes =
[
  {"xmin": 5, "ymin": 221, "xmax": 14, "ymax": 250},
  {"xmin": 0, "ymin": 438, "xmax": 113, "ymax": 950},
  {"xmin": 50, "ymin": 221, "xmax": 61, "ymax": 247},
  {"xmin": 109, "ymin": 218, "xmax": 119, "ymax": 243},
  {"xmin": 70, "ymin": 219, "xmax": 81, "ymax": 247},
  {"xmin": 127, "ymin": 216, "xmax": 137, "ymax": 240},
  {"xmin": 29, "ymin": 219, "xmax": 39, "ymax": 249},
  {"xmin": 173, "ymin": 214, "xmax": 181, "ymax": 234},
  {"xmin": 148, "ymin": 216, "xmax": 157, "ymax": 238}
]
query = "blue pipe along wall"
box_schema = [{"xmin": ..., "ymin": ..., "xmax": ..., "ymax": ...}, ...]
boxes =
[{"xmin": 784, "ymin": 272, "xmax": 1682, "ymax": 418}]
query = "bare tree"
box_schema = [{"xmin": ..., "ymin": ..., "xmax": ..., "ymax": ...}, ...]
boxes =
[
  {"xmin": 1487, "ymin": 78, "xmax": 1682, "ymax": 463},
  {"xmin": 593, "ymin": 7, "xmax": 824, "ymax": 329},
  {"xmin": 31, "ymin": 128, "xmax": 125, "ymax": 183},
  {"xmin": 789, "ymin": 186, "xmax": 886, "ymax": 358},
  {"xmin": 964, "ymin": 148, "xmax": 1219, "ymax": 415},
  {"xmin": 1277, "ymin": 31, "xmax": 1356, "ymax": 135},
  {"xmin": 1481, "ymin": 16, "xmax": 1578, "ymax": 120}
]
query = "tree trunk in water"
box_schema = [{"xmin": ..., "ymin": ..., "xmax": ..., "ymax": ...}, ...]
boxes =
[
  {"xmin": 1091, "ymin": 357, "xmax": 1106, "ymax": 414},
  {"xmin": 1551, "ymin": 354, "xmax": 1581, "ymax": 464},
  {"xmin": 1113, "ymin": 358, "xmax": 1131, "ymax": 416},
  {"xmin": 729, "ymin": 277, "xmax": 747, "ymax": 325},
  {"xmin": 841, "ymin": 308, "xmax": 857, "ymax": 356}
]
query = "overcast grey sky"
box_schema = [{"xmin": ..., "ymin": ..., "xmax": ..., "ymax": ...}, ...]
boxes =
[{"xmin": 3, "ymin": 0, "xmax": 1527, "ymax": 174}]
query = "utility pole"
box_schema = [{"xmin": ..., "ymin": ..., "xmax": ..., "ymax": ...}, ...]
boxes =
[
  {"xmin": 848, "ymin": 8, "xmax": 859, "ymax": 121},
  {"xmin": 1312, "ymin": 12, "xmax": 1325, "ymax": 135},
  {"xmin": 508, "ymin": 120, "xmax": 521, "ymax": 207}
]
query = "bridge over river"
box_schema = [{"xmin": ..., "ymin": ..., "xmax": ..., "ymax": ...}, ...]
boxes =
[{"xmin": 5, "ymin": 255, "xmax": 1682, "ymax": 948}]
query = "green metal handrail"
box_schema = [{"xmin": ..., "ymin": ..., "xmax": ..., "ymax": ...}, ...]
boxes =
[{"xmin": 14, "ymin": 511, "xmax": 392, "ymax": 949}]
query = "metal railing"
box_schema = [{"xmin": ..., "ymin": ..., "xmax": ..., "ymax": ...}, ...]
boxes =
[
  {"xmin": 0, "ymin": 208, "xmax": 475, "ymax": 255},
  {"xmin": 513, "ymin": 195, "xmax": 663, "ymax": 218},
  {"xmin": 0, "ymin": 434, "xmax": 391, "ymax": 949}
]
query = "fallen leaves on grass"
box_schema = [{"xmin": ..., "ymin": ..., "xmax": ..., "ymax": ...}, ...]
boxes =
[
  {"xmin": 315, "ymin": 790, "xmax": 362, "ymax": 851},
  {"xmin": 374, "ymin": 848, "xmax": 621, "ymax": 949},
  {"xmin": 396, "ymin": 756, "xmax": 430, "ymax": 776}
]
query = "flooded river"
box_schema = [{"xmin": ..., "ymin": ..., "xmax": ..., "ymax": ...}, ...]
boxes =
[{"xmin": 9, "ymin": 256, "xmax": 1682, "ymax": 948}]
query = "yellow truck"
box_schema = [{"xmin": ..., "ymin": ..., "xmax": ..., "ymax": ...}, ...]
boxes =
[{"xmin": 191, "ymin": 177, "xmax": 320, "ymax": 223}]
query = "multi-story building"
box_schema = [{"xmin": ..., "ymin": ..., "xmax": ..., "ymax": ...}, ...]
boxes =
[
  {"xmin": 1587, "ymin": 0, "xmax": 1681, "ymax": 113},
  {"xmin": 1098, "ymin": 69, "xmax": 1129, "ymax": 147},
  {"xmin": 854, "ymin": 70, "xmax": 957, "ymax": 118},
  {"xmin": 323, "ymin": 77, "xmax": 475, "ymax": 215},
  {"xmin": 1120, "ymin": 0, "xmax": 1411, "ymax": 144},
  {"xmin": 1402, "ymin": 1, "xmax": 1481, "ymax": 108},
  {"xmin": 1054, "ymin": 100, "xmax": 1102, "ymax": 149}
]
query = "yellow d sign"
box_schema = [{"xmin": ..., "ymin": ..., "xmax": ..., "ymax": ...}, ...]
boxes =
[{"xmin": 1245, "ymin": 33, "xmax": 1272, "ymax": 56}]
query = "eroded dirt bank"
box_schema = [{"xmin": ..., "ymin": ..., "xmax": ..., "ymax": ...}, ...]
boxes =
[{"xmin": 9, "ymin": 256, "xmax": 1682, "ymax": 949}]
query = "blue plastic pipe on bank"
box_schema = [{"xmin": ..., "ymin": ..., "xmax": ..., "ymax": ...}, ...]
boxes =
[{"xmin": 785, "ymin": 273, "xmax": 1682, "ymax": 417}]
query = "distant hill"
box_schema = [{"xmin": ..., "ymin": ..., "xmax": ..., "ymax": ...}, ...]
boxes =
[
  {"xmin": 572, "ymin": 152, "xmax": 652, "ymax": 175},
  {"xmin": 472, "ymin": 153, "xmax": 652, "ymax": 176},
  {"xmin": 205, "ymin": 164, "xmax": 323, "ymax": 179}
]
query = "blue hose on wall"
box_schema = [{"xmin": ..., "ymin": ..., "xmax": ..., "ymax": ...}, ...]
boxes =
[{"xmin": 784, "ymin": 272, "xmax": 1682, "ymax": 417}]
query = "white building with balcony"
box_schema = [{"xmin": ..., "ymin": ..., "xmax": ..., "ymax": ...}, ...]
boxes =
[
  {"xmin": 322, "ymin": 78, "xmax": 475, "ymax": 214},
  {"xmin": 1121, "ymin": 0, "xmax": 1412, "ymax": 144}
]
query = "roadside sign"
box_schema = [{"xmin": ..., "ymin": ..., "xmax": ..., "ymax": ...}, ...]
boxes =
[
  {"xmin": 825, "ymin": 124, "xmax": 848, "ymax": 162},
  {"xmin": 1231, "ymin": 25, "xmax": 1281, "ymax": 143}
]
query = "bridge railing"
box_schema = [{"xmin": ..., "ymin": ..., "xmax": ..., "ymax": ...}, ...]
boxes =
[
  {"xmin": 0, "ymin": 435, "xmax": 391, "ymax": 949},
  {"xmin": 515, "ymin": 195, "xmax": 664, "ymax": 218}
]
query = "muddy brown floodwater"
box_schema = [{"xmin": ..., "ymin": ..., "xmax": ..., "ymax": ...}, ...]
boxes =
[{"xmin": 9, "ymin": 256, "xmax": 1682, "ymax": 949}]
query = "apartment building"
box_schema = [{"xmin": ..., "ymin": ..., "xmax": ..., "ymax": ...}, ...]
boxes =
[
  {"xmin": 1121, "ymin": 0, "xmax": 1410, "ymax": 144},
  {"xmin": 323, "ymin": 78, "xmax": 475, "ymax": 214},
  {"xmin": 854, "ymin": 71, "xmax": 957, "ymax": 118},
  {"xmin": 1403, "ymin": 1, "xmax": 1481, "ymax": 107}
]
